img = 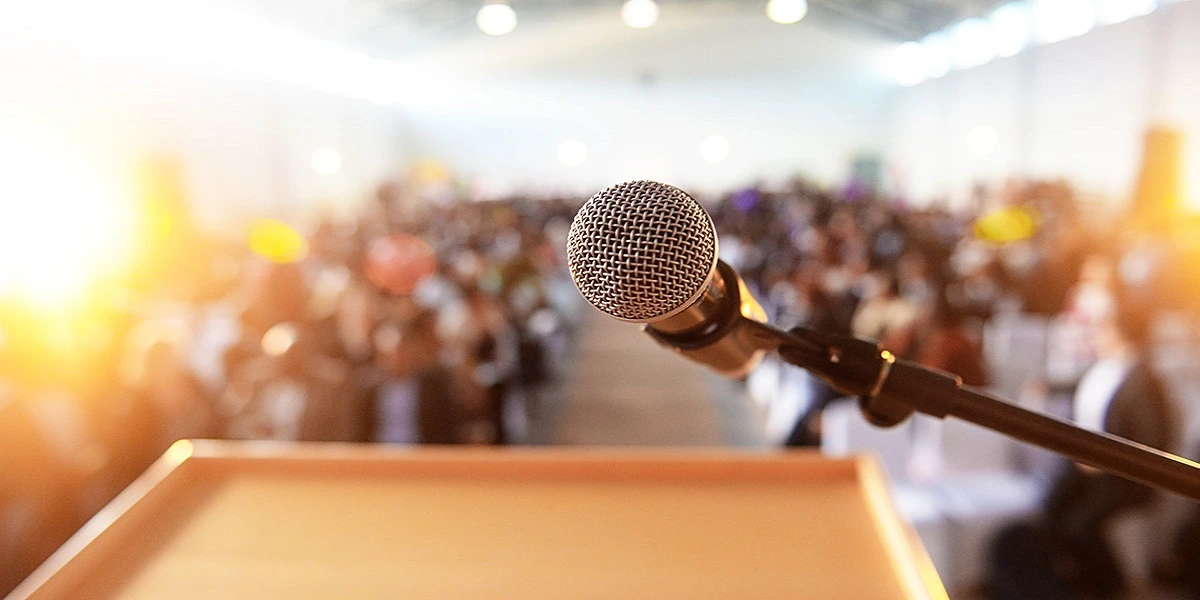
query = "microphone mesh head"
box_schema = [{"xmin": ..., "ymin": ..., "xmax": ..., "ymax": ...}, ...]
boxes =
[{"xmin": 567, "ymin": 180, "xmax": 717, "ymax": 322}]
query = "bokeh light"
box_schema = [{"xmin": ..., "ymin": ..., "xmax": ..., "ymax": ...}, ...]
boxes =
[
  {"xmin": 310, "ymin": 146, "xmax": 343, "ymax": 176},
  {"xmin": 890, "ymin": 42, "xmax": 929, "ymax": 87},
  {"xmin": 1096, "ymin": 0, "xmax": 1156, "ymax": 25},
  {"xmin": 949, "ymin": 18, "xmax": 996, "ymax": 70},
  {"xmin": 0, "ymin": 129, "xmax": 135, "ymax": 305},
  {"xmin": 261, "ymin": 322, "xmax": 299, "ymax": 356},
  {"xmin": 621, "ymin": 0, "xmax": 659, "ymax": 29},
  {"xmin": 990, "ymin": 2, "xmax": 1032, "ymax": 58},
  {"xmin": 248, "ymin": 219, "xmax": 309, "ymax": 264},
  {"xmin": 766, "ymin": 0, "xmax": 809, "ymax": 24},
  {"xmin": 974, "ymin": 206, "xmax": 1038, "ymax": 244},
  {"xmin": 477, "ymin": 2, "xmax": 518, "ymax": 36},
  {"xmin": 921, "ymin": 31, "xmax": 953, "ymax": 79},
  {"xmin": 1032, "ymin": 0, "xmax": 1095, "ymax": 44}
]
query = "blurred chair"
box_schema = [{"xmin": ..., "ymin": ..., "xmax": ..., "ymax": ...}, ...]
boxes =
[{"xmin": 821, "ymin": 397, "xmax": 914, "ymax": 482}]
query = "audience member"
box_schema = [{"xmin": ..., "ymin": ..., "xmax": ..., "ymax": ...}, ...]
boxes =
[
  {"xmin": 988, "ymin": 291, "xmax": 1178, "ymax": 600},
  {"xmin": 4, "ymin": 171, "xmax": 1197, "ymax": 599}
]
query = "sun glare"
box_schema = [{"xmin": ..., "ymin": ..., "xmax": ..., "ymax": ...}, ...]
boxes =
[{"xmin": 0, "ymin": 131, "xmax": 135, "ymax": 306}]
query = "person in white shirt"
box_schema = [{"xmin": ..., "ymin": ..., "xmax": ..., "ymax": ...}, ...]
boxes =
[{"xmin": 1044, "ymin": 298, "xmax": 1177, "ymax": 598}]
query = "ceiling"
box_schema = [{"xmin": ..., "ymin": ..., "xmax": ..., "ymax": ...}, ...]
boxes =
[{"xmin": 246, "ymin": 0, "xmax": 1012, "ymax": 60}]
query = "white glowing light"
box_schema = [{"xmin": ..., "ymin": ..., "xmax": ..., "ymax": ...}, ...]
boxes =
[
  {"xmin": 766, "ymin": 0, "xmax": 808, "ymax": 24},
  {"xmin": 621, "ymin": 0, "xmax": 659, "ymax": 28},
  {"xmin": 0, "ymin": 128, "xmax": 135, "ymax": 304},
  {"xmin": 1032, "ymin": 0, "xmax": 1095, "ymax": 44},
  {"xmin": 477, "ymin": 2, "xmax": 517, "ymax": 36},
  {"xmin": 922, "ymin": 31, "xmax": 953, "ymax": 79},
  {"xmin": 558, "ymin": 139, "xmax": 587, "ymax": 168},
  {"xmin": 310, "ymin": 147, "xmax": 343, "ymax": 176},
  {"xmin": 1096, "ymin": 0, "xmax": 1156, "ymax": 24},
  {"xmin": 700, "ymin": 135, "xmax": 730, "ymax": 164},
  {"xmin": 966, "ymin": 126, "xmax": 999, "ymax": 156},
  {"xmin": 0, "ymin": 0, "xmax": 466, "ymax": 108},
  {"xmin": 990, "ymin": 2, "xmax": 1032, "ymax": 58},
  {"xmin": 262, "ymin": 323, "xmax": 298, "ymax": 356},
  {"xmin": 950, "ymin": 18, "xmax": 996, "ymax": 69},
  {"xmin": 891, "ymin": 42, "xmax": 929, "ymax": 87}
]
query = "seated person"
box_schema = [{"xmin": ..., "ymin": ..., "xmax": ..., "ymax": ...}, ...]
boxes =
[{"xmin": 989, "ymin": 301, "xmax": 1177, "ymax": 600}]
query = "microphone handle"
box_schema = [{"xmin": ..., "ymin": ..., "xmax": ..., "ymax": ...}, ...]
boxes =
[{"xmin": 746, "ymin": 320, "xmax": 1200, "ymax": 502}]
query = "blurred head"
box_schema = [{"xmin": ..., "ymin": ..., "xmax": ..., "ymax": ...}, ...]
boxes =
[
  {"xmin": 261, "ymin": 322, "xmax": 316, "ymax": 378},
  {"xmin": 861, "ymin": 270, "xmax": 899, "ymax": 300},
  {"xmin": 373, "ymin": 310, "xmax": 442, "ymax": 377},
  {"xmin": 336, "ymin": 282, "xmax": 384, "ymax": 352},
  {"xmin": 1094, "ymin": 301, "xmax": 1153, "ymax": 357},
  {"xmin": 120, "ymin": 319, "xmax": 189, "ymax": 388}
]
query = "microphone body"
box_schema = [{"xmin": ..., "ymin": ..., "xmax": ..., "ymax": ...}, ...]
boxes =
[
  {"xmin": 642, "ymin": 260, "xmax": 767, "ymax": 378},
  {"xmin": 566, "ymin": 180, "xmax": 768, "ymax": 378},
  {"xmin": 567, "ymin": 179, "xmax": 1200, "ymax": 502}
]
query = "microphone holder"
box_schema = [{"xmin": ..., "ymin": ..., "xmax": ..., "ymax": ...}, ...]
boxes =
[{"xmin": 739, "ymin": 319, "xmax": 1200, "ymax": 502}]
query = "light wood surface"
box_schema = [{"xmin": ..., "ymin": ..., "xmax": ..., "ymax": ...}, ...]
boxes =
[{"xmin": 10, "ymin": 441, "xmax": 946, "ymax": 600}]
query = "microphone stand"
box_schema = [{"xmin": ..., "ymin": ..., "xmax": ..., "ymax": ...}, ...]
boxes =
[{"xmin": 738, "ymin": 319, "xmax": 1200, "ymax": 502}]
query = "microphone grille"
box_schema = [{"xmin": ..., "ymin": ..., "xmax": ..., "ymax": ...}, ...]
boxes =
[{"xmin": 567, "ymin": 180, "xmax": 717, "ymax": 322}]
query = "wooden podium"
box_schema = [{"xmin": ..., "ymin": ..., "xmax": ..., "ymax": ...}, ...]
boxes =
[{"xmin": 9, "ymin": 441, "xmax": 946, "ymax": 599}]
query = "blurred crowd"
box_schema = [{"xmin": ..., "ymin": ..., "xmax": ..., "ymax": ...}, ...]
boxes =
[
  {"xmin": 0, "ymin": 184, "xmax": 583, "ymax": 593},
  {"xmin": 707, "ymin": 178, "xmax": 1200, "ymax": 599},
  {"xmin": 707, "ymin": 179, "xmax": 1188, "ymax": 442},
  {"xmin": 5, "ymin": 173, "xmax": 1200, "ymax": 598}
]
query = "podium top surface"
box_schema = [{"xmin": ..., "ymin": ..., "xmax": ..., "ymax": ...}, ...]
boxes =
[{"xmin": 12, "ymin": 441, "xmax": 946, "ymax": 600}]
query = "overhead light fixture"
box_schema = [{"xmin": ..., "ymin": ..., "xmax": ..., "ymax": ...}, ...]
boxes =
[
  {"xmin": 989, "ymin": 2, "xmax": 1031, "ymax": 58},
  {"xmin": 2, "ymin": 0, "xmax": 469, "ymax": 108},
  {"xmin": 476, "ymin": 1, "xmax": 517, "ymax": 36},
  {"xmin": 949, "ymin": 18, "xmax": 996, "ymax": 70},
  {"xmin": 558, "ymin": 139, "xmax": 587, "ymax": 168},
  {"xmin": 1096, "ymin": 0, "xmax": 1156, "ymax": 24},
  {"xmin": 921, "ymin": 31, "xmax": 952, "ymax": 79},
  {"xmin": 621, "ymin": 0, "xmax": 659, "ymax": 29},
  {"xmin": 766, "ymin": 0, "xmax": 808, "ymax": 24},
  {"xmin": 1032, "ymin": 0, "xmax": 1095, "ymax": 44},
  {"xmin": 891, "ymin": 42, "xmax": 929, "ymax": 87},
  {"xmin": 700, "ymin": 135, "xmax": 730, "ymax": 164}
]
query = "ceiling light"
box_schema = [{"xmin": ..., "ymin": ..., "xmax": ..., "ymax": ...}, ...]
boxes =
[
  {"xmin": 921, "ymin": 31, "xmax": 952, "ymax": 79},
  {"xmin": 949, "ymin": 18, "xmax": 996, "ymax": 69},
  {"xmin": 1096, "ymin": 0, "xmax": 1156, "ymax": 24},
  {"xmin": 891, "ymin": 42, "xmax": 929, "ymax": 87},
  {"xmin": 766, "ymin": 0, "xmax": 808, "ymax": 24},
  {"xmin": 477, "ymin": 1, "xmax": 517, "ymax": 36},
  {"xmin": 621, "ymin": 0, "xmax": 659, "ymax": 29},
  {"xmin": 1032, "ymin": 0, "xmax": 1095, "ymax": 44},
  {"xmin": 989, "ymin": 2, "xmax": 1031, "ymax": 58}
]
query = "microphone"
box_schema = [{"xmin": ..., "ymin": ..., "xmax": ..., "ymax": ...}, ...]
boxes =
[
  {"xmin": 566, "ymin": 180, "xmax": 769, "ymax": 378},
  {"xmin": 566, "ymin": 179, "xmax": 1200, "ymax": 501}
]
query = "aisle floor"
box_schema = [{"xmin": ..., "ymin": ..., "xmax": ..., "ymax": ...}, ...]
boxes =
[{"xmin": 549, "ymin": 308, "xmax": 760, "ymax": 446}]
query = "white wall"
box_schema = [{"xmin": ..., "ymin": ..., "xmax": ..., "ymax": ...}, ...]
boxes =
[
  {"xmin": 0, "ymin": 38, "xmax": 408, "ymax": 232},
  {"xmin": 396, "ymin": 7, "xmax": 897, "ymax": 198},
  {"xmin": 0, "ymin": 2, "xmax": 899, "ymax": 217},
  {"xmin": 402, "ymin": 75, "xmax": 890, "ymax": 198},
  {"xmin": 886, "ymin": 1, "xmax": 1200, "ymax": 210}
]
